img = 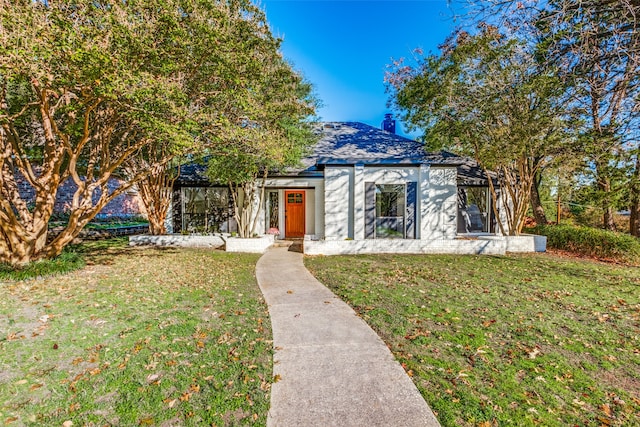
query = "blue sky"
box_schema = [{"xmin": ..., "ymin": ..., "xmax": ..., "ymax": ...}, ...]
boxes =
[{"xmin": 260, "ymin": 0, "xmax": 459, "ymax": 137}]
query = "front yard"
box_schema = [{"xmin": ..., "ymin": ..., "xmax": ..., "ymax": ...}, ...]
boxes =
[
  {"xmin": 0, "ymin": 242, "xmax": 271, "ymax": 426},
  {"xmin": 2, "ymin": 240, "xmax": 639, "ymax": 427},
  {"xmin": 305, "ymin": 253, "xmax": 640, "ymax": 426}
]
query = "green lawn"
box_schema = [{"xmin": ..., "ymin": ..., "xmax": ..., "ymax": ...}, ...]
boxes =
[
  {"xmin": 305, "ymin": 253, "xmax": 640, "ymax": 426},
  {"xmin": 0, "ymin": 242, "xmax": 271, "ymax": 426}
]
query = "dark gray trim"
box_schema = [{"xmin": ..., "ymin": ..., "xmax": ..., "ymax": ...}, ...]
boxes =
[
  {"xmin": 365, "ymin": 182, "xmax": 376, "ymax": 239},
  {"xmin": 406, "ymin": 181, "xmax": 417, "ymax": 239}
]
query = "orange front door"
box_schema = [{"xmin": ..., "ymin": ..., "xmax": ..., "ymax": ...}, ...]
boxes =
[{"xmin": 285, "ymin": 191, "xmax": 305, "ymax": 238}]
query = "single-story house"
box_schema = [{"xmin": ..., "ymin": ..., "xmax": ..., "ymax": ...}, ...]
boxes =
[{"xmin": 166, "ymin": 120, "xmax": 544, "ymax": 254}]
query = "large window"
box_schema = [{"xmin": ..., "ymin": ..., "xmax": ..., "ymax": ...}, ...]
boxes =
[
  {"xmin": 182, "ymin": 187, "xmax": 232, "ymax": 233},
  {"xmin": 376, "ymin": 184, "xmax": 405, "ymax": 238},
  {"xmin": 266, "ymin": 191, "xmax": 279, "ymax": 231},
  {"xmin": 457, "ymin": 187, "xmax": 490, "ymax": 233}
]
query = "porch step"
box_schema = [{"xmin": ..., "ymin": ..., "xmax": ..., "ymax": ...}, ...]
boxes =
[
  {"xmin": 273, "ymin": 240, "xmax": 294, "ymax": 248},
  {"xmin": 272, "ymin": 239, "xmax": 304, "ymax": 253}
]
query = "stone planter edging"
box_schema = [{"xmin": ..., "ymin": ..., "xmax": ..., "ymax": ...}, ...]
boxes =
[
  {"xmin": 129, "ymin": 234, "xmax": 225, "ymax": 248},
  {"xmin": 224, "ymin": 234, "xmax": 275, "ymax": 253}
]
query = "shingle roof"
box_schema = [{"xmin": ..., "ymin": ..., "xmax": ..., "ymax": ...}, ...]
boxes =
[
  {"xmin": 280, "ymin": 122, "xmax": 463, "ymax": 176},
  {"xmin": 176, "ymin": 122, "xmax": 490, "ymax": 184}
]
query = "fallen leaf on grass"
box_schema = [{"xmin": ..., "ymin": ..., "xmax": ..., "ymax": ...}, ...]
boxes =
[
  {"xmin": 29, "ymin": 383, "xmax": 43, "ymax": 391},
  {"xmin": 138, "ymin": 417, "xmax": 154, "ymax": 425},
  {"xmin": 146, "ymin": 374, "xmax": 160, "ymax": 383},
  {"xmin": 528, "ymin": 347, "xmax": 541, "ymax": 359}
]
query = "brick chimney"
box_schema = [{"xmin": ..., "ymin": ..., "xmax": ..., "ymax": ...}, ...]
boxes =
[{"xmin": 382, "ymin": 113, "xmax": 396, "ymax": 134}]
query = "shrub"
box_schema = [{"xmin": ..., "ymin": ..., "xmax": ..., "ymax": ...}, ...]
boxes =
[{"xmin": 527, "ymin": 224, "xmax": 640, "ymax": 264}]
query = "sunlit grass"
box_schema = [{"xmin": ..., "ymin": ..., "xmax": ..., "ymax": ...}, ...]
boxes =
[
  {"xmin": 1, "ymin": 246, "xmax": 271, "ymax": 426},
  {"xmin": 305, "ymin": 253, "xmax": 640, "ymax": 426}
]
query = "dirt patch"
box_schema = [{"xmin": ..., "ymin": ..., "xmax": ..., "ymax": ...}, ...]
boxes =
[{"xmin": 595, "ymin": 368, "xmax": 640, "ymax": 396}]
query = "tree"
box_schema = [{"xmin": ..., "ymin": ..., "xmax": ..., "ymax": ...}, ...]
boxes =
[
  {"xmin": 206, "ymin": 55, "xmax": 318, "ymax": 237},
  {"xmin": 0, "ymin": 0, "xmax": 282, "ymax": 264},
  {"xmin": 386, "ymin": 26, "xmax": 566, "ymax": 235},
  {"xmin": 462, "ymin": 0, "xmax": 640, "ymax": 232},
  {"xmin": 124, "ymin": 146, "xmax": 182, "ymax": 236}
]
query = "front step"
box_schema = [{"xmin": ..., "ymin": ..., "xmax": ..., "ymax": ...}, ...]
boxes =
[{"xmin": 272, "ymin": 239, "xmax": 304, "ymax": 252}]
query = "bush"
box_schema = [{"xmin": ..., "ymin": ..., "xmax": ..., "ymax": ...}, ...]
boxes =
[{"xmin": 527, "ymin": 224, "xmax": 640, "ymax": 264}]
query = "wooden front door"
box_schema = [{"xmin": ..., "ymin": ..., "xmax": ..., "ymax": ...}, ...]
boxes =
[{"xmin": 285, "ymin": 191, "xmax": 305, "ymax": 238}]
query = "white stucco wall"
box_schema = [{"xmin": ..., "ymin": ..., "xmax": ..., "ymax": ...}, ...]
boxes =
[
  {"xmin": 421, "ymin": 166, "xmax": 458, "ymax": 240},
  {"xmin": 324, "ymin": 167, "xmax": 353, "ymax": 240},
  {"xmin": 323, "ymin": 164, "xmax": 458, "ymax": 242},
  {"xmin": 256, "ymin": 164, "xmax": 458, "ymax": 242}
]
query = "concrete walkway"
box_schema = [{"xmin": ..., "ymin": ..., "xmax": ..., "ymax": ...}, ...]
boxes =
[{"xmin": 256, "ymin": 247, "xmax": 441, "ymax": 427}]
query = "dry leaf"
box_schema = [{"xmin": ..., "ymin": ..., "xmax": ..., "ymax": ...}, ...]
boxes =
[{"xmin": 601, "ymin": 403, "xmax": 613, "ymax": 418}]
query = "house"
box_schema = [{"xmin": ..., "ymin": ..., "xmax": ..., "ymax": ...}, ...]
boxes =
[{"xmin": 167, "ymin": 119, "xmax": 544, "ymax": 254}]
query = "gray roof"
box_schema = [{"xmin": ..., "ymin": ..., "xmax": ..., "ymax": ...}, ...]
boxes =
[
  {"xmin": 282, "ymin": 122, "xmax": 463, "ymax": 176},
  {"xmin": 177, "ymin": 122, "xmax": 490, "ymax": 184}
]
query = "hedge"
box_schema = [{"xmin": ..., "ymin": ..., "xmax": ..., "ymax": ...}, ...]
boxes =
[{"xmin": 526, "ymin": 224, "xmax": 640, "ymax": 265}]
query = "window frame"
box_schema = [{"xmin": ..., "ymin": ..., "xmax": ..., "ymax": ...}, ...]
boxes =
[
  {"xmin": 374, "ymin": 183, "xmax": 407, "ymax": 239},
  {"xmin": 457, "ymin": 186, "xmax": 492, "ymax": 235}
]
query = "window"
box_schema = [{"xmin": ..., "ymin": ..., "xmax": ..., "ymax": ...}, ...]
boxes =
[
  {"xmin": 182, "ymin": 187, "xmax": 232, "ymax": 233},
  {"xmin": 287, "ymin": 193, "xmax": 303, "ymax": 204},
  {"xmin": 375, "ymin": 184, "xmax": 405, "ymax": 238},
  {"xmin": 267, "ymin": 191, "xmax": 279, "ymax": 229},
  {"xmin": 457, "ymin": 187, "xmax": 490, "ymax": 233}
]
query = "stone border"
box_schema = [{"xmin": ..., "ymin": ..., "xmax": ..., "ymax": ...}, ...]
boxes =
[
  {"xmin": 303, "ymin": 235, "xmax": 546, "ymax": 256},
  {"xmin": 225, "ymin": 234, "xmax": 275, "ymax": 253},
  {"xmin": 129, "ymin": 233, "xmax": 275, "ymax": 253},
  {"xmin": 129, "ymin": 234, "xmax": 225, "ymax": 248}
]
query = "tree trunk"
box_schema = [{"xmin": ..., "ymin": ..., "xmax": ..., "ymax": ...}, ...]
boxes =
[
  {"xmin": 530, "ymin": 172, "xmax": 548, "ymax": 225},
  {"xmin": 600, "ymin": 176, "xmax": 616, "ymax": 231},
  {"xmin": 630, "ymin": 153, "xmax": 640, "ymax": 237},
  {"xmin": 136, "ymin": 164, "xmax": 179, "ymax": 235}
]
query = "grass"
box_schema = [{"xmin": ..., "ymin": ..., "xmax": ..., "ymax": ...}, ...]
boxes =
[
  {"xmin": 305, "ymin": 253, "xmax": 640, "ymax": 426},
  {"xmin": 0, "ymin": 240, "xmax": 272, "ymax": 426},
  {"xmin": 0, "ymin": 237, "xmax": 128, "ymax": 282}
]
